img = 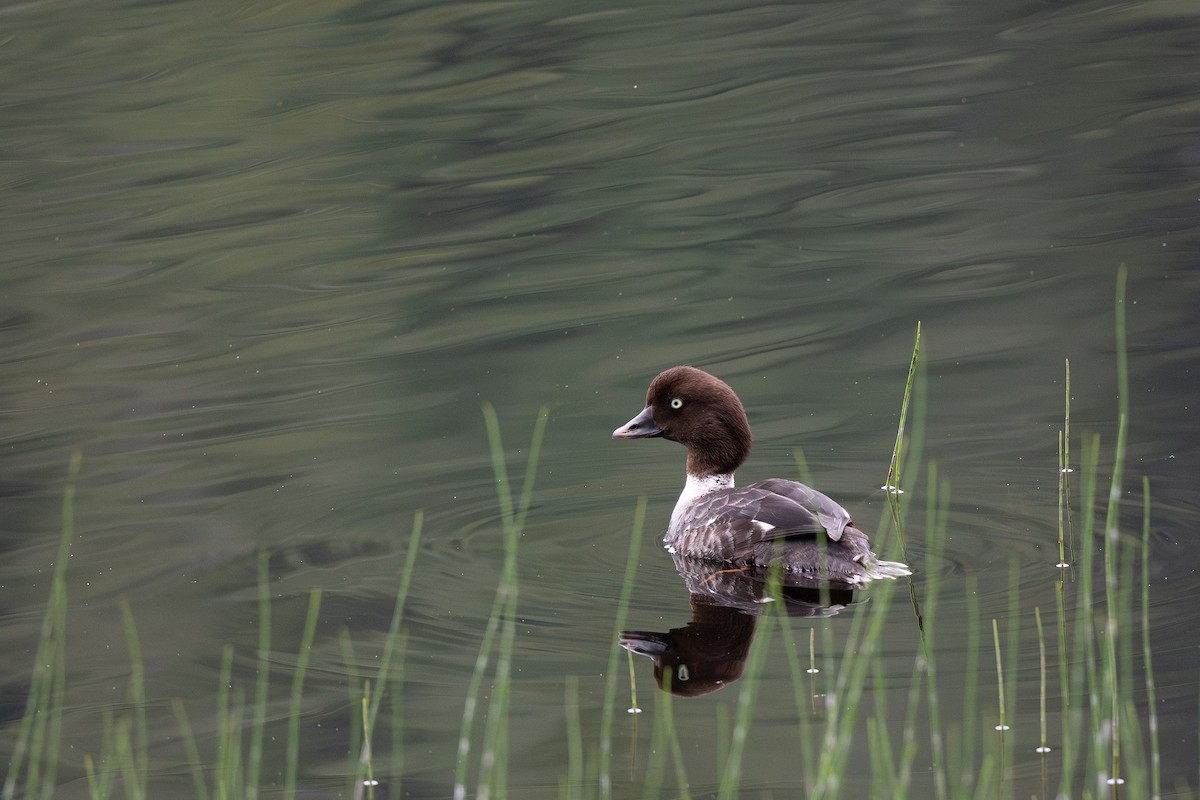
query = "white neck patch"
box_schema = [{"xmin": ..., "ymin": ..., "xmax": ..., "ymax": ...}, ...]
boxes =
[{"xmin": 670, "ymin": 472, "xmax": 734, "ymax": 531}]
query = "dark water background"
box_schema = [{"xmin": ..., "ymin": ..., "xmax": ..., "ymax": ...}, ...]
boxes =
[{"xmin": 3, "ymin": 0, "xmax": 1199, "ymax": 796}]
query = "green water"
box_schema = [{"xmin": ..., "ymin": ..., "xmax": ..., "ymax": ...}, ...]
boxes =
[{"xmin": 3, "ymin": 0, "xmax": 1199, "ymax": 796}]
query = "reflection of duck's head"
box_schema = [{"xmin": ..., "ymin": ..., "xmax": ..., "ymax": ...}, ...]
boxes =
[
  {"xmin": 620, "ymin": 594, "xmax": 756, "ymax": 697},
  {"xmin": 613, "ymin": 366, "xmax": 911, "ymax": 585}
]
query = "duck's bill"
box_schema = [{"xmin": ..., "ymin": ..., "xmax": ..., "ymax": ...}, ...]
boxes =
[
  {"xmin": 612, "ymin": 406, "xmax": 663, "ymax": 439},
  {"xmin": 619, "ymin": 631, "xmax": 668, "ymax": 657}
]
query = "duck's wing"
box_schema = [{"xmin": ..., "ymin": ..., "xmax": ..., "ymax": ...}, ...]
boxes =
[
  {"xmin": 675, "ymin": 479, "xmax": 853, "ymax": 564},
  {"xmin": 715, "ymin": 479, "xmax": 859, "ymax": 546},
  {"xmin": 748, "ymin": 478, "xmax": 854, "ymax": 542}
]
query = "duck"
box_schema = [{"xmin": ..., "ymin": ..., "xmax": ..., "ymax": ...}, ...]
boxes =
[{"xmin": 612, "ymin": 366, "xmax": 910, "ymax": 586}]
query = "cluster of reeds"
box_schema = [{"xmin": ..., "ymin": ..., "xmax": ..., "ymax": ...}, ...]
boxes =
[{"xmin": 2, "ymin": 268, "xmax": 1182, "ymax": 798}]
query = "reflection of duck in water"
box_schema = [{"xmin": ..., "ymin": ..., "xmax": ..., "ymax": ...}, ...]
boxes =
[
  {"xmin": 613, "ymin": 366, "xmax": 910, "ymax": 585},
  {"xmin": 620, "ymin": 562, "xmax": 855, "ymax": 696},
  {"xmin": 621, "ymin": 595, "xmax": 756, "ymax": 697}
]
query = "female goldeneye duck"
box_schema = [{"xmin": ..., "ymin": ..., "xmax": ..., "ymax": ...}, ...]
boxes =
[{"xmin": 612, "ymin": 366, "xmax": 911, "ymax": 587}]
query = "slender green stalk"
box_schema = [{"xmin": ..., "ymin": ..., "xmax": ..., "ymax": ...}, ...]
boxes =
[
  {"xmin": 85, "ymin": 709, "xmax": 116, "ymax": 800},
  {"xmin": 215, "ymin": 644, "xmax": 236, "ymax": 800},
  {"xmin": 118, "ymin": 599, "xmax": 148, "ymax": 800},
  {"xmin": 1102, "ymin": 267, "xmax": 1130, "ymax": 789},
  {"xmin": 340, "ymin": 630, "xmax": 364, "ymax": 794},
  {"xmin": 355, "ymin": 513, "xmax": 424, "ymax": 793},
  {"xmin": 1052, "ymin": 583, "xmax": 1073, "ymax": 788},
  {"xmin": 1034, "ymin": 607, "xmax": 1049, "ymax": 754},
  {"xmin": 868, "ymin": 714, "xmax": 897, "ymax": 798},
  {"xmin": 884, "ymin": 321, "xmax": 921, "ymax": 559},
  {"xmin": 1057, "ymin": 429, "xmax": 1067, "ymax": 568},
  {"xmin": 662, "ymin": 685, "xmax": 690, "ymax": 800},
  {"xmin": 718, "ymin": 594, "xmax": 777, "ymax": 800},
  {"xmin": 793, "ymin": 447, "xmax": 815, "ymax": 487},
  {"xmin": 563, "ymin": 677, "xmax": 583, "ymax": 800},
  {"xmin": 1003, "ymin": 560, "xmax": 1020, "ymax": 776},
  {"xmin": 477, "ymin": 577, "xmax": 518, "ymax": 800},
  {"xmin": 599, "ymin": 497, "xmax": 647, "ymax": 799},
  {"xmin": 454, "ymin": 587, "xmax": 504, "ymax": 799},
  {"xmin": 921, "ymin": 468, "xmax": 949, "ymax": 800},
  {"xmin": 640, "ymin": 690, "xmax": 670, "ymax": 800},
  {"xmin": 455, "ymin": 406, "xmax": 547, "ymax": 800},
  {"xmin": 1063, "ymin": 357, "xmax": 1073, "ymax": 563},
  {"xmin": 247, "ymin": 550, "xmax": 271, "ymax": 799},
  {"xmin": 3, "ymin": 452, "xmax": 81, "ymax": 800},
  {"xmin": 359, "ymin": 684, "xmax": 375, "ymax": 800},
  {"xmin": 45, "ymin": 592, "xmax": 68, "ymax": 799},
  {"xmin": 1065, "ymin": 433, "xmax": 1103, "ymax": 797},
  {"xmin": 284, "ymin": 588, "xmax": 323, "ymax": 800},
  {"xmin": 625, "ymin": 649, "xmax": 640, "ymax": 714},
  {"xmin": 114, "ymin": 715, "xmax": 140, "ymax": 799},
  {"xmin": 225, "ymin": 690, "xmax": 246, "ymax": 793},
  {"xmin": 895, "ymin": 647, "xmax": 922, "ymax": 794},
  {"xmin": 812, "ymin": 556, "xmax": 902, "ymax": 796},
  {"xmin": 960, "ymin": 575, "xmax": 980, "ymax": 797},
  {"xmin": 1141, "ymin": 477, "xmax": 1161, "ymax": 799},
  {"xmin": 171, "ymin": 699, "xmax": 210, "ymax": 800},
  {"xmin": 388, "ymin": 665, "xmax": 406, "ymax": 800},
  {"xmin": 991, "ymin": 619, "xmax": 1007, "ymax": 734},
  {"xmin": 781, "ymin": 621, "xmax": 817, "ymax": 785}
]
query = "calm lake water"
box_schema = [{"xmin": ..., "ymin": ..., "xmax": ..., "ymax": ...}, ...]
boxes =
[{"xmin": 3, "ymin": 0, "xmax": 1199, "ymax": 796}]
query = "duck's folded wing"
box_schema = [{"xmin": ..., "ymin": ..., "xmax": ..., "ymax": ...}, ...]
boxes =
[
  {"xmin": 676, "ymin": 480, "xmax": 853, "ymax": 561},
  {"xmin": 734, "ymin": 479, "xmax": 854, "ymax": 542}
]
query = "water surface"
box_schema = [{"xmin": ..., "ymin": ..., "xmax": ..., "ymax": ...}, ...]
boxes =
[{"xmin": 3, "ymin": 0, "xmax": 1199, "ymax": 796}]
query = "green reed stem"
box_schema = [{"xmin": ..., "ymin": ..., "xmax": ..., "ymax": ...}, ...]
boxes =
[
  {"xmin": 1057, "ymin": 429, "xmax": 1066, "ymax": 567},
  {"xmin": 991, "ymin": 619, "xmax": 1006, "ymax": 735},
  {"xmin": 813, "ymin": 556, "xmax": 902, "ymax": 796},
  {"xmin": 388, "ymin": 668, "xmax": 405, "ymax": 800},
  {"xmin": 885, "ymin": 321, "xmax": 921, "ymax": 560},
  {"xmin": 359, "ymin": 684, "xmax": 375, "ymax": 800},
  {"xmin": 1141, "ymin": 477, "xmax": 1161, "ymax": 799},
  {"xmin": 284, "ymin": 588, "xmax": 323, "ymax": 800},
  {"xmin": 454, "ymin": 406, "xmax": 546, "ymax": 800},
  {"xmin": 781, "ymin": 621, "xmax": 818, "ymax": 787},
  {"xmin": 215, "ymin": 644, "xmax": 235, "ymax": 800},
  {"xmin": 867, "ymin": 716, "xmax": 893, "ymax": 798},
  {"xmin": 353, "ymin": 512, "xmax": 424, "ymax": 794},
  {"xmin": 599, "ymin": 496, "xmax": 647, "ymax": 800},
  {"xmin": 1102, "ymin": 267, "xmax": 1129, "ymax": 789},
  {"xmin": 1035, "ymin": 607, "xmax": 1048, "ymax": 753},
  {"xmin": 1063, "ymin": 357, "xmax": 1073, "ymax": 563},
  {"xmin": 793, "ymin": 447, "xmax": 815, "ymax": 487},
  {"xmin": 1053, "ymin": 570, "xmax": 1072, "ymax": 783},
  {"xmin": 921, "ymin": 467, "xmax": 949, "ymax": 800},
  {"xmin": 895, "ymin": 647, "xmax": 922, "ymax": 795},
  {"xmin": 625, "ymin": 649, "xmax": 640, "ymax": 715},
  {"xmin": 641, "ymin": 689, "xmax": 670, "ymax": 800},
  {"xmin": 718, "ymin": 563, "xmax": 782, "ymax": 800},
  {"xmin": 477, "ymin": 581, "xmax": 518, "ymax": 800},
  {"xmin": 1068, "ymin": 433, "xmax": 1103, "ymax": 796},
  {"xmin": 664, "ymin": 685, "xmax": 691, "ymax": 800},
  {"xmin": 2, "ymin": 451, "xmax": 81, "ymax": 800},
  {"xmin": 171, "ymin": 699, "xmax": 210, "ymax": 800},
  {"xmin": 114, "ymin": 715, "xmax": 140, "ymax": 799},
  {"xmin": 117, "ymin": 599, "xmax": 148, "ymax": 800},
  {"xmin": 960, "ymin": 575, "xmax": 980, "ymax": 797},
  {"xmin": 564, "ymin": 677, "xmax": 582, "ymax": 800},
  {"xmin": 247, "ymin": 551, "xmax": 271, "ymax": 799}
]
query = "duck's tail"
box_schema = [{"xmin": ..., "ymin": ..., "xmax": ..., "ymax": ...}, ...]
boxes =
[{"xmin": 861, "ymin": 557, "xmax": 912, "ymax": 582}]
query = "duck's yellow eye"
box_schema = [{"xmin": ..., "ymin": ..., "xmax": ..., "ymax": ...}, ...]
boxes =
[{"xmin": 670, "ymin": 398, "xmax": 684, "ymax": 409}]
